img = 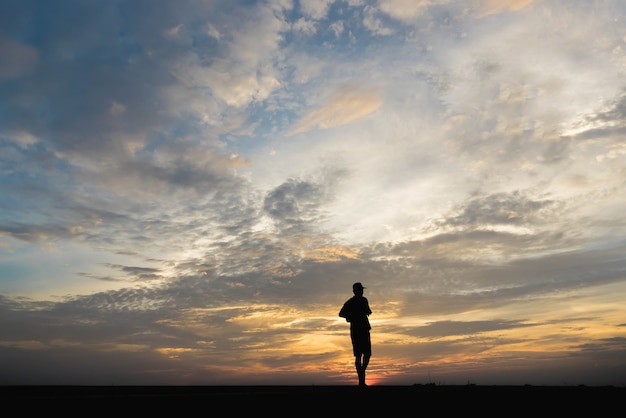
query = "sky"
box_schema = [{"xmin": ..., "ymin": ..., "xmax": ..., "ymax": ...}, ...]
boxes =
[{"xmin": 1, "ymin": 0, "xmax": 626, "ymax": 387}]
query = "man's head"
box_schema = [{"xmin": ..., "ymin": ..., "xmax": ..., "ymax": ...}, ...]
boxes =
[{"xmin": 353, "ymin": 282, "xmax": 365, "ymax": 294}]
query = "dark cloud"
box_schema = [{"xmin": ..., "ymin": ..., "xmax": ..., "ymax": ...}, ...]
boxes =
[
  {"xmin": 440, "ymin": 190, "xmax": 557, "ymax": 228},
  {"xmin": 104, "ymin": 264, "xmax": 163, "ymax": 281},
  {"xmin": 564, "ymin": 90, "xmax": 626, "ymax": 142},
  {"xmin": 406, "ymin": 319, "xmax": 530, "ymax": 338},
  {"xmin": 0, "ymin": 36, "xmax": 38, "ymax": 80},
  {"xmin": 0, "ymin": 221, "xmax": 77, "ymax": 243},
  {"xmin": 0, "ymin": 1, "xmax": 169, "ymax": 143},
  {"xmin": 264, "ymin": 178, "xmax": 327, "ymax": 233}
]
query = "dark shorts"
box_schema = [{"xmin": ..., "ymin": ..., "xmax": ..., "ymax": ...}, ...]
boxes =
[{"xmin": 350, "ymin": 329, "xmax": 371, "ymax": 357}]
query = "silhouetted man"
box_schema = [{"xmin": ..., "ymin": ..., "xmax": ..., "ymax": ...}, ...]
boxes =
[{"xmin": 339, "ymin": 282, "xmax": 372, "ymax": 386}]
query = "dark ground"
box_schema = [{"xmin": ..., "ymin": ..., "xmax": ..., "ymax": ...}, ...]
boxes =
[{"xmin": 3, "ymin": 384, "xmax": 624, "ymax": 412}]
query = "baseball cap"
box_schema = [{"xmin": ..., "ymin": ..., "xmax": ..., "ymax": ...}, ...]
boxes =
[{"xmin": 353, "ymin": 282, "xmax": 365, "ymax": 290}]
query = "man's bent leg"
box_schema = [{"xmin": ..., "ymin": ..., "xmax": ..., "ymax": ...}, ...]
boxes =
[{"xmin": 362, "ymin": 354, "xmax": 370, "ymax": 371}]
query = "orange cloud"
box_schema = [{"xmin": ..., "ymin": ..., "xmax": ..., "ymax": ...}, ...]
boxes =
[
  {"xmin": 287, "ymin": 84, "xmax": 383, "ymax": 136},
  {"xmin": 478, "ymin": 0, "xmax": 535, "ymax": 18}
]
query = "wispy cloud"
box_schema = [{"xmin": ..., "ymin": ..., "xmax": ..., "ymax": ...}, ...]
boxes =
[{"xmin": 286, "ymin": 84, "xmax": 383, "ymax": 136}]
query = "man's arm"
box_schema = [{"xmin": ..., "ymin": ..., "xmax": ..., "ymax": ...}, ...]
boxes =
[{"xmin": 339, "ymin": 301, "xmax": 351, "ymax": 322}]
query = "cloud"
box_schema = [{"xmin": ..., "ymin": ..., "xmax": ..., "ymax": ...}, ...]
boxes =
[
  {"xmin": 377, "ymin": 0, "xmax": 442, "ymax": 23},
  {"xmin": 264, "ymin": 179, "xmax": 325, "ymax": 227},
  {"xmin": 0, "ymin": 36, "xmax": 38, "ymax": 79},
  {"xmin": 299, "ymin": 0, "xmax": 334, "ymax": 20},
  {"xmin": 478, "ymin": 0, "xmax": 536, "ymax": 18},
  {"xmin": 438, "ymin": 190, "xmax": 558, "ymax": 229},
  {"xmin": 286, "ymin": 84, "xmax": 383, "ymax": 135}
]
